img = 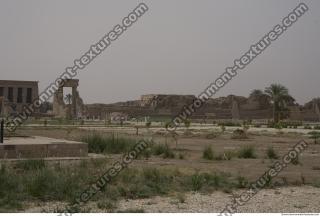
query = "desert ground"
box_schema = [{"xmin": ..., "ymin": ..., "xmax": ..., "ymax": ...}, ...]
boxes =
[{"xmin": 1, "ymin": 121, "xmax": 320, "ymax": 213}]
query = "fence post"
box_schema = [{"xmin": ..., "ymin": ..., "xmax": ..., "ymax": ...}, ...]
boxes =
[{"xmin": 0, "ymin": 119, "xmax": 4, "ymax": 143}]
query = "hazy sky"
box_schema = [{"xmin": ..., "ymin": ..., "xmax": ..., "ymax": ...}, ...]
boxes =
[{"xmin": 1, "ymin": 0, "xmax": 319, "ymax": 104}]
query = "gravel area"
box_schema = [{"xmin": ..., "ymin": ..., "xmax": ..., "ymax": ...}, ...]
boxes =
[{"xmin": 116, "ymin": 186, "xmax": 320, "ymax": 213}]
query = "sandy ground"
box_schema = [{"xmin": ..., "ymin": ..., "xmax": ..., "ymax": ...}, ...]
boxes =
[
  {"xmin": 116, "ymin": 186, "xmax": 320, "ymax": 213},
  {"xmin": 26, "ymin": 186, "xmax": 320, "ymax": 213},
  {"xmin": 14, "ymin": 126, "xmax": 320, "ymax": 213}
]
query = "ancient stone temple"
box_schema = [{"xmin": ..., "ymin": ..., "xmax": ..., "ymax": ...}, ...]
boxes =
[
  {"xmin": 53, "ymin": 79, "xmax": 84, "ymax": 119},
  {"xmin": 0, "ymin": 80, "xmax": 39, "ymax": 116}
]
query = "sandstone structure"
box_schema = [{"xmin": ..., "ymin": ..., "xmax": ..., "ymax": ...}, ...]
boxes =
[
  {"xmin": 84, "ymin": 94, "xmax": 320, "ymax": 122},
  {"xmin": 1, "ymin": 79, "xmax": 318, "ymax": 122},
  {"xmin": 0, "ymin": 80, "xmax": 39, "ymax": 117},
  {"xmin": 53, "ymin": 79, "xmax": 84, "ymax": 119}
]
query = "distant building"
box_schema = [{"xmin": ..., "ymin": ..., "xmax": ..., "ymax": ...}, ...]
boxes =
[
  {"xmin": 110, "ymin": 112, "xmax": 128, "ymax": 123},
  {"xmin": 0, "ymin": 80, "xmax": 39, "ymax": 116}
]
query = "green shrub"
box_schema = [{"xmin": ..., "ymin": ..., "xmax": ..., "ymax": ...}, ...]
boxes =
[
  {"xmin": 274, "ymin": 123, "xmax": 283, "ymax": 129},
  {"xmin": 308, "ymin": 131, "xmax": 320, "ymax": 144},
  {"xmin": 82, "ymin": 133, "xmax": 136, "ymax": 154},
  {"xmin": 178, "ymin": 152, "xmax": 185, "ymax": 159},
  {"xmin": 152, "ymin": 144, "xmax": 167, "ymax": 155},
  {"xmin": 266, "ymin": 147, "xmax": 279, "ymax": 159},
  {"xmin": 163, "ymin": 147, "xmax": 175, "ymax": 159},
  {"xmin": 220, "ymin": 125, "xmax": 226, "ymax": 133},
  {"xmin": 203, "ymin": 146, "xmax": 214, "ymax": 160},
  {"xmin": 26, "ymin": 168, "xmax": 83, "ymax": 201},
  {"xmin": 314, "ymin": 125, "xmax": 320, "ymax": 130},
  {"xmin": 152, "ymin": 144, "xmax": 175, "ymax": 158},
  {"xmin": 191, "ymin": 173, "xmax": 205, "ymax": 191},
  {"xmin": 236, "ymin": 176, "xmax": 249, "ymax": 188},
  {"xmin": 238, "ymin": 146, "xmax": 256, "ymax": 159}
]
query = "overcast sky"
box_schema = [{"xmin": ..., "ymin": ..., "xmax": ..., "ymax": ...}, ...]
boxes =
[{"xmin": 0, "ymin": 0, "xmax": 319, "ymax": 105}]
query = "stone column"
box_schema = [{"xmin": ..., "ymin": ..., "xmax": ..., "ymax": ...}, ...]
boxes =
[
  {"xmin": 12, "ymin": 87, "xmax": 17, "ymax": 103},
  {"xmin": 22, "ymin": 88, "xmax": 26, "ymax": 103}
]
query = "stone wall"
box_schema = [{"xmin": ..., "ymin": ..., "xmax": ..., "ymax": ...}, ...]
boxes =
[
  {"xmin": 0, "ymin": 80, "xmax": 39, "ymax": 116},
  {"xmin": 81, "ymin": 94, "xmax": 320, "ymax": 122}
]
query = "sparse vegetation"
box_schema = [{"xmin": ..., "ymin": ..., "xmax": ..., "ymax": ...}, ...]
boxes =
[
  {"xmin": 238, "ymin": 146, "xmax": 256, "ymax": 159},
  {"xmin": 304, "ymin": 125, "xmax": 312, "ymax": 130},
  {"xmin": 82, "ymin": 133, "xmax": 137, "ymax": 154},
  {"xmin": 203, "ymin": 146, "xmax": 214, "ymax": 160},
  {"xmin": 178, "ymin": 152, "xmax": 185, "ymax": 159},
  {"xmin": 202, "ymin": 146, "xmax": 233, "ymax": 161},
  {"xmin": 220, "ymin": 125, "xmax": 226, "ymax": 133},
  {"xmin": 151, "ymin": 144, "xmax": 175, "ymax": 158},
  {"xmin": 308, "ymin": 131, "xmax": 320, "ymax": 144},
  {"xmin": 266, "ymin": 147, "xmax": 279, "ymax": 159},
  {"xmin": 236, "ymin": 176, "xmax": 249, "ymax": 188},
  {"xmin": 15, "ymin": 159, "xmax": 46, "ymax": 171}
]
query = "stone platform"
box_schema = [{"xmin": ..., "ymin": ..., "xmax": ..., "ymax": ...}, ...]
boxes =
[{"xmin": 0, "ymin": 136, "xmax": 88, "ymax": 159}]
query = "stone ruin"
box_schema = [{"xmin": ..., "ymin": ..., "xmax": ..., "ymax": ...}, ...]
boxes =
[
  {"xmin": 53, "ymin": 79, "xmax": 84, "ymax": 119},
  {"xmin": 83, "ymin": 94, "xmax": 320, "ymax": 122},
  {"xmin": 0, "ymin": 80, "xmax": 39, "ymax": 117}
]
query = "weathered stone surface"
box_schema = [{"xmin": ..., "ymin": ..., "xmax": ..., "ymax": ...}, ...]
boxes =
[
  {"xmin": 0, "ymin": 136, "xmax": 88, "ymax": 159},
  {"xmin": 0, "ymin": 80, "xmax": 39, "ymax": 116},
  {"xmin": 83, "ymin": 94, "xmax": 320, "ymax": 121},
  {"xmin": 53, "ymin": 79, "xmax": 84, "ymax": 119}
]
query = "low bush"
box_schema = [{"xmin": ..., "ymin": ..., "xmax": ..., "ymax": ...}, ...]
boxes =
[
  {"xmin": 236, "ymin": 176, "xmax": 249, "ymax": 188},
  {"xmin": 82, "ymin": 133, "xmax": 137, "ymax": 154},
  {"xmin": 191, "ymin": 173, "xmax": 205, "ymax": 191},
  {"xmin": 266, "ymin": 147, "xmax": 279, "ymax": 159},
  {"xmin": 203, "ymin": 146, "xmax": 214, "ymax": 160},
  {"xmin": 151, "ymin": 144, "xmax": 175, "ymax": 158},
  {"xmin": 238, "ymin": 146, "xmax": 256, "ymax": 159},
  {"xmin": 308, "ymin": 131, "xmax": 320, "ymax": 144}
]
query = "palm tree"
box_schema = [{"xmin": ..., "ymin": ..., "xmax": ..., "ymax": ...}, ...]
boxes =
[
  {"xmin": 264, "ymin": 84, "xmax": 292, "ymax": 123},
  {"xmin": 64, "ymin": 94, "xmax": 72, "ymax": 105}
]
